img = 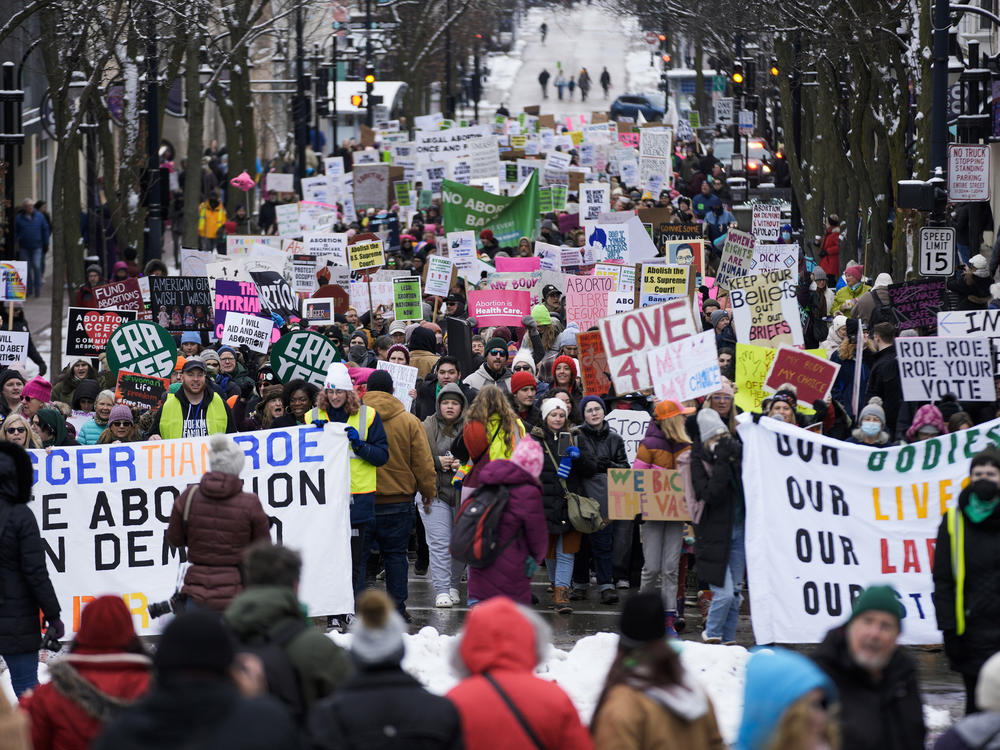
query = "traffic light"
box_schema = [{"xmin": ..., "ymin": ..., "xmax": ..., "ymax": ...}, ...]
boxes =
[
  {"xmin": 732, "ymin": 61, "xmax": 744, "ymax": 95},
  {"xmin": 364, "ymin": 67, "xmax": 376, "ymax": 86},
  {"xmin": 661, "ymin": 53, "xmax": 671, "ymax": 64},
  {"xmin": 769, "ymin": 57, "xmax": 779, "ymax": 77},
  {"xmin": 350, "ymin": 93, "xmax": 364, "ymax": 107}
]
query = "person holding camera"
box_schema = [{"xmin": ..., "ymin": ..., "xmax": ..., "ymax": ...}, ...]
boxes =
[
  {"xmin": 0, "ymin": 441, "xmax": 62, "ymax": 697},
  {"xmin": 165, "ymin": 434, "xmax": 270, "ymax": 613}
]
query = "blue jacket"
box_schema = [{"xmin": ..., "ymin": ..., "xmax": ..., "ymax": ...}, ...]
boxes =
[
  {"xmin": 14, "ymin": 211, "xmax": 50, "ymax": 250},
  {"xmin": 736, "ymin": 648, "xmax": 836, "ymax": 750}
]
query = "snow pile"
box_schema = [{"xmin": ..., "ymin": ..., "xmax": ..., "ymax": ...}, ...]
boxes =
[
  {"xmin": 625, "ymin": 51, "xmax": 662, "ymax": 96},
  {"xmin": 483, "ymin": 41, "xmax": 527, "ymax": 109}
]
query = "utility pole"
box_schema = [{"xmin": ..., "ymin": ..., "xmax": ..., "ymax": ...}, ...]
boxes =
[
  {"xmin": 294, "ymin": 3, "xmax": 307, "ymax": 192},
  {"xmin": 473, "ymin": 34, "xmax": 481, "ymax": 121},
  {"xmin": 365, "ymin": 0, "xmax": 374, "ymax": 127},
  {"xmin": 146, "ymin": 7, "xmax": 162, "ymax": 260},
  {"xmin": 331, "ymin": 35, "xmax": 339, "ymax": 152},
  {"xmin": 445, "ymin": 0, "xmax": 453, "ymax": 119}
]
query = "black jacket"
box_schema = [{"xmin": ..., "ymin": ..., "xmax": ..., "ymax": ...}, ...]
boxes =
[
  {"xmin": 812, "ymin": 625, "xmax": 925, "ymax": 750},
  {"xmin": 865, "ymin": 345, "xmax": 903, "ymax": 437},
  {"xmin": 0, "ymin": 442, "xmax": 60, "ymax": 653},
  {"xmin": 574, "ymin": 421, "xmax": 628, "ymax": 516},
  {"xmin": 531, "ymin": 426, "xmax": 581, "ymax": 535},
  {"xmin": 308, "ymin": 665, "xmax": 462, "ymax": 750},
  {"xmin": 412, "ymin": 378, "xmax": 475, "ymax": 421},
  {"xmin": 947, "ymin": 272, "xmax": 993, "ymax": 311},
  {"xmin": 933, "ymin": 485, "xmax": 1000, "ymax": 677},
  {"xmin": 690, "ymin": 436, "xmax": 743, "ymax": 588},
  {"xmin": 95, "ymin": 678, "xmax": 300, "ymax": 750}
]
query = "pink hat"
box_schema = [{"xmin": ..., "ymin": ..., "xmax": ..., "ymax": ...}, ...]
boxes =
[
  {"xmin": 22, "ymin": 376, "xmax": 51, "ymax": 403},
  {"xmin": 845, "ymin": 264, "xmax": 864, "ymax": 280},
  {"xmin": 510, "ymin": 436, "xmax": 544, "ymax": 479},
  {"xmin": 710, "ymin": 376, "xmax": 735, "ymax": 398},
  {"xmin": 906, "ymin": 404, "xmax": 946, "ymax": 442}
]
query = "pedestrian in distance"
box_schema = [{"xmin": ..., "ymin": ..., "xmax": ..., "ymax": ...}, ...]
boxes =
[
  {"xmin": 600, "ymin": 67, "xmax": 611, "ymax": 98},
  {"xmin": 540, "ymin": 21, "xmax": 547, "ymax": 43},
  {"xmin": 538, "ymin": 68, "xmax": 551, "ymax": 100}
]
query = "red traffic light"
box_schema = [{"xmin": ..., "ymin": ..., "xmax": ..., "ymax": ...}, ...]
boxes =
[
  {"xmin": 657, "ymin": 33, "xmax": 666, "ymax": 42},
  {"xmin": 350, "ymin": 94, "xmax": 364, "ymax": 106}
]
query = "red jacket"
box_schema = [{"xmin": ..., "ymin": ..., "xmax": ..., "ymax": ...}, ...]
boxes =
[
  {"xmin": 819, "ymin": 229, "xmax": 840, "ymax": 277},
  {"xmin": 447, "ymin": 598, "xmax": 594, "ymax": 750},
  {"xmin": 20, "ymin": 652, "xmax": 152, "ymax": 750}
]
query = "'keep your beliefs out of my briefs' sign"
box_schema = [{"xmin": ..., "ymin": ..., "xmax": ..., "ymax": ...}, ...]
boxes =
[
  {"xmin": 30, "ymin": 425, "xmax": 354, "ymax": 635},
  {"xmin": 739, "ymin": 415, "xmax": 1000, "ymax": 645}
]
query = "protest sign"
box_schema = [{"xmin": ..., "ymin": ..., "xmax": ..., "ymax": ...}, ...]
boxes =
[
  {"xmin": 65, "ymin": 308, "xmax": 137, "ymax": 359},
  {"xmin": 270, "ymin": 330, "xmax": 341, "ymax": 388},
  {"xmin": 353, "ymin": 163, "xmax": 391, "ymax": 209},
  {"xmin": 564, "ymin": 275, "xmax": 613, "ymax": 331},
  {"xmin": 424, "ymin": 256, "xmax": 454, "ymax": 299},
  {"xmin": 149, "ymin": 277, "xmax": 212, "ymax": 331},
  {"xmin": 0, "ymin": 261, "xmax": 27, "ymax": 301},
  {"xmin": 896, "ymin": 336, "xmax": 993, "ymax": 401},
  {"xmin": 0, "ymin": 330, "xmax": 28, "ymax": 367},
  {"xmin": 639, "ymin": 264, "xmax": 689, "ymax": 305},
  {"xmin": 749, "ymin": 243, "xmax": 798, "ymax": 274},
  {"xmin": 665, "ymin": 239, "xmax": 705, "ymax": 279},
  {"xmin": 937, "ymin": 310, "xmax": 1000, "ymax": 373},
  {"xmin": 751, "ymin": 204, "xmax": 781, "ymax": 241},
  {"xmin": 275, "ymin": 202, "xmax": 300, "ymax": 235},
  {"xmin": 607, "ymin": 469, "xmax": 689, "ymax": 521},
  {"xmin": 375, "ymin": 360, "xmax": 418, "ymax": 411},
  {"xmin": 561, "ymin": 246, "xmax": 585, "ymax": 270},
  {"xmin": 646, "ymin": 331, "xmax": 720, "ymax": 403},
  {"xmin": 114, "ymin": 371, "xmax": 167, "ymax": 411},
  {"xmin": 737, "ymin": 416, "xmax": 1000, "ymax": 644},
  {"xmin": 267, "ymin": 172, "xmax": 295, "ymax": 193},
  {"xmin": 729, "ymin": 269, "xmax": 804, "ymax": 348},
  {"xmin": 580, "ymin": 182, "xmax": 610, "ymax": 221},
  {"xmin": 577, "ymin": 331, "xmax": 612, "ymax": 396},
  {"xmin": 226, "ymin": 235, "xmax": 283, "ymax": 256},
  {"xmin": 290, "ymin": 253, "xmax": 318, "ymax": 296},
  {"xmin": 888, "ymin": 279, "xmax": 946, "ymax": 331},
  {"xmin": 106, "ymin": 321, "xmax": 178, "ymax": 377},
  {"xmin": 303, "ymin": 299, "xmax": 333, "ymax": 326},
  {"xmin": 250, "ymin": 270, "xmax": 301, "ymax": 323},
  {"xmin": 415, "ymin": 124, "xmax": 492, "ymax": 160},
  {"xmin": 599, "ymin": 299, "xmax": 698, "ymax": 393},
  {"xmin": 348, "ymin": 238, "xmax": 386, "ymax": 270},
  {"xmin": 764, "ymin": 346, "xmax": 840, "ymax": 404},
  {"xmin": 29, "ymin": 425, "xmax": 353, "ymax": 636},
  {"xmin": 221, "ymin": 312, "xmax": 273, "ymax": 353},
  {"xmin": 483, "ymin": 270, "xmax": 544, "ymax": 307},
  {"xmin": 393, "ymin": 277, "xmax": 423, "ymax": 321},
  {"xmin": 304, "ymin": 232, "xmax": 348, "ymax": 267},
  {"xmin": 181, "ymin": 247, "xmax": 214, "ymax": 277},
  {"xmin": 467, "ymin": 289, "xmax": 531, "ymax": 327},
  {"xmin": 214, "ymin": 280, "xmax": 265, "ymax": 340},
  {"xmin": 94, "ymin": 279, "xmax": 146, "ymax": 318},
  {"xmin": 716, "ymin": 230, "xmax": 756, "ymax": 289},
  {"xmin": 605, "ymin": 409, "xmax": 653, "ymax": 465},
  {"xmin": 735, "ymin": 343, "xmax": 827, "ymax": 414},
  {"xmin": 584, "ymin": 223, "xmax": 629, "ymax": 264},
  {"xmin": 495, "ymin": 256, "xmax": 541, "ymax": 272}
]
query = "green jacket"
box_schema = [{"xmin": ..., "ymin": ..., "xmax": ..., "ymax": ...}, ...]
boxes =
[{"xmin": 225, "ymin": 585, "xmax": 352, "ymax": 709}]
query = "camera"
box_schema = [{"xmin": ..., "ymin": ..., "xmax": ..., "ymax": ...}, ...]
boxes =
[
  {"xmin": 40, "ymin": 631, "xmax": 62, "ymax": 653},
  {"xmin": 148, "ymin": 592, "xmax": 186, "ymax": 619}
]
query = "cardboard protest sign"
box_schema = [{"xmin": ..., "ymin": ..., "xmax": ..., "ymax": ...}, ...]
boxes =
[
  {"xmin": 65, "ymin": 308, "xmax": 137, "ymax": 359},
  {"xmin": 896, "ymin": 336, "xmax": 993, "ymax": 401},
  {"xmin": 749, "ymin": 243, "xmax": 798, "ymax": 274},
  {"xmin": 375, "ymin": 360, "xmax": 418, "ymax": 411},
  {"xmin": 599, "ymin": 298, "xmax": 698, "ymax": 393},
  {"xmin": 889, "ymin": 278, "xmax": 946, "ymax": 331},
  {"xmin": 467, "ymin": 289, "xmax": 531, "ymax": 326},
  {"xmin": 607, "ymin": 469, "xmax": 690, "ymax": 521},
  {"xmin": 751, "ymin": 204, "xmax": 781, "ymax": 241},
  {"xmin": 250, "ymin": 270, "xmax": 301, "ymax": 323},
  {"xmin": 424, "ymin": 256, "xmax": 454, "ymax": 298},
  {"xmin": 764, "ymin": 346, "xmax": 840, "ymax": 405},
  {"xmin": 214, "ymin": 280, "xmax": 265, "ymax": 340},
  {"xmin": 270, "ymin": 330, "xmax": 340, "ymax": 388},
  {"xmin": 729, "ymin": 269, "xmax": 804, "ymax": 348},
  {"xmin": 937, "ymin": 310, "xmax": 1000, "ymax": 373},
  {"xmin": 0, "ymin": 261, "xmax": 28, "ymax": 301},
  {"xmin": 639, "ymin": 264, "xmax": 689, "ymax": 305},
  {"xmin": 106, "ymin": 320, "xmax": 178, "ymax": 377},
  {"xmin": 605, "ymin": 409, "xmax": 652, "ymax": 465},
  {"xmin": 115, "ymin": 371, "xmax": 168, "ymax": 411},
  {"xmin": 646, "ymin": 331, "xmax": 721, "ymax": 403},
  {"xmin": 149, "ymin": 277, "xmax": 212, "ymax": 331},
  {"xmin": 393, "ymin": 277, "xmax": 423, "ymax": 321},
  {"xmin": 577, "ymin": 331, "xmax": 612, "ymax": 396},
  {"xmin": 716, "ymin": 230, "xmax": 756, "ymax": 289},
  {"xmin": 221, "ymin": 311, "xmax": 273, "ymax": 353},
  {"xmin": 735, "ymin": 343, "xmax": 826, "ymax": 415},
  {"xmin": 94, "ymin": 279, "xmax": 146, "ymax": 318},
  {"xmin": 564, "ymin": 275, "xmax": 613, "ymax": 331},
  {"xmin": 0, "ymin": 330, "xmax": 29, "ymax": 367},
  {"xmin": 348, "ymin": 238, "xmax": 386, "ymax": 270}
]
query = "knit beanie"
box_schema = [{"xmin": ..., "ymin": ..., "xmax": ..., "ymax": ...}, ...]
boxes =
[
  {"xmin": 977, "ymin": 652, "xmax": 1000, "ymax": 713},
  {"xmin": 710, "ymin": 309, "xmax": 729, "ymax": 328},
  {"xmin": 386, "ymin": 344, "xmax": 410, "ymax": 364},
  {"xmin": 154, "ymin": 612, "xmax": 235, "ymax": 679},
  {"xmin": 511, "ymin": 370, "xmax": 537, "ymax": 394},
  {"xmin": 36, "ymin": 408, "xmax": 66, "ymax": 444},
  {"xmin": 200, "ymin": 349, "xmax": 220, "ymax": 365},
  {"xmin": 849, "ymin": 584, "xmax": 904, "ymax": 625},
  {"xmin": 557, "ymin": 327, "xmax": 579, "ymax": 350},
  {"xmin": 971, "ymin": 254, "xmax": 991, "ymax": 278},
  {"xmin": 510, "ymin": 436, "xmax": 544, "ymax": 479},
  {"xmin": 22, "ymin": 376, "xmax": 51, "ymax": 403},
  {"xmin": 511, "ymin": 348, "xmax": 536, "ymax": 373},
  {"xmin": 619, "ymin": 592, "xmax": 666, "ymax": 649},
  {"xmin": 905, "ymin": 404, "xmax": 946, "ymax": 442},
  {"xmin": 485, "ymin": 337, "xmax": 508, "ymax": 354},
  {"xmin": 540, "ymin": 398, "xmax": 567, "ymax": 422},
  {"xmin": 857, "ymin": 397, "xmax": 885, "ymax": 426},
  {"xmin": 366, "ymin": 369, "xmax": 394, "ymax": 393},
  {"xmin": 108, "ymin": 404, "xmax": 133, "ymax": 424},
  {"xmin": 530, "ymin": 304, "xmax": 552, "ymax": 326},
  {"xmin": 710, "ymin": 377, "xmax": 735, "ymax": 398},
  {"xmin": 579, "ymin": 395, "xmax": 606, "ymax": 419},
  {"xmin": 208, "ymin": 434, "xmax": 245, "ymax": 476},
  {"xmin": 180, "ymin": 331, "xmax": 201, "ymax": 345},
  {"xmin": 553, "ymin": 355, "xmax": 577, "ymax": 377},
  {"xmin": 844, "ymin": 264, "xmax": 864, "ymax": 281},
  {"xmin": 697, "ymin": 408, "xmax": 728, "ymax": 443},
  {"xmin": 73, "ymin": 595, "xmax": 139, "ymax": 653},
  {"xmin": 351, "ymin": 590, "xmax": 406, "ymax": 668}
]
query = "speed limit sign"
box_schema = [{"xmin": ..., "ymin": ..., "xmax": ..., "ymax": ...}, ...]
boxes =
[{"xmin": 919, "ymin": 226, "xmax": 956, "ymax": 276}]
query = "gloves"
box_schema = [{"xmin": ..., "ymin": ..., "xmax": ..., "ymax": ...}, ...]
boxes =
[
  {"xmin": 312, "ymin": 419, "xmax": 328, "ymax": 428},
  {"xmin": 45, "ymin": 618, "xmax": 65, "ymax": 640},
  {"xmin": 566, "ymin": 446, "xmax": 580, "ymax": 459},
  {"xmin": 270, "ymin": 311, "xmax": 286, "ymax": 329},
  {"xmin": 240, "ymin": 379, "xmax": 255, "ymax": 399},
  {"xmin": 345, "ymin": 426, "xmax": 360, "ymax": 446},
  {"xmin": 38, "ymin": 361, "xmax": 47, "ymax": 377},
  {"xmin": 525, "ymin": 557, "xmax": 539, "ymax": 577},
  {"xmin": 466, "ymin": 316, "xmax": 478, "ymax": 329},
  {"xmin": 819, "ymin": 249, "xmax": 828, "ymax": 259},
  {"xmin": 521, "ymin": 314, "xmax": 538, "ymax": 329},
  {"xmin": 557, "ymin": 447, "xmax": 579, "ymax": 479}
]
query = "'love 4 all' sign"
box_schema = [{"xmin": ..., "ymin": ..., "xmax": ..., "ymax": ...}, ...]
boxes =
[{"xmin": 106, "ymin": 320, "xmax": 178, "ymax": 377}]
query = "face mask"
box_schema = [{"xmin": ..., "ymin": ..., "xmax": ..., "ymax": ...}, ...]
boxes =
[
  {"xmin": 781, "ymin": 232, "xmax": 791, "ymax": 241},
  {"xmin": 971, "ymin": 479, "xmax": 998, "ymax": 502},
  {"xmin": 349, "ymin": 345, "xmax": 368, "ymax": 361},
  {"xmin": 770, "ymin": 412, "xmax": 786, "ymax": 423},
  {"xmin": 860, "ymin": 421, "xmax": 881, "ymax": 437}
]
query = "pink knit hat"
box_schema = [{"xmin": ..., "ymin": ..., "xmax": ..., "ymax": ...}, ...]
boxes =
[
  {"xmin": 510, "ymin": 436, "xmax": 544, "ymax": 479},
  {"xmin": 906, "ymin": 404, "xmax": 946, "ymax": 442},
  {"xmin": 710, "ymin": 376, "xmax": 735, "ymax": 398},
  {"xmin": 22, "ymin": 376, "xmax": 51, "ymax": 403}
]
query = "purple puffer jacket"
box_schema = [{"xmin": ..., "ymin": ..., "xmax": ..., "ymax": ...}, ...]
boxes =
[{"xmin": 467, "ymin": 458, "xmax": 548, "ymax": 605}]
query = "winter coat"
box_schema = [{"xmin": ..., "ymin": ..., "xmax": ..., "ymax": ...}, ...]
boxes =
[
  {"xmin": 77, "ymin": 417, "xmax": 109, "ymax": 446},
  {"xmin": 948, "ymin": 272, "xmax": 993, "ymax": 311},
  {"xmin": 216, "ymin": 362, "xmax": 255, "ymax": 398},
  {"xmin": 935, "ymin": 712, "xmax": 1000, "ymax": 750},
  {"xmin": 409, "ymin": 349, "xmax": 440, "ymax": 380},
  {"xmin": 408, "ymin": 327, "xmax": 440, "ymax": 379},
  {"xmin": 690, "ymin": 435, "xmax": 744, "ymax": 588},
  {"xmin": 812, "ymin": 625, "xmax": 925, "ymax": 750},
  {"xmin": 933, "ymin": 485, "xmax": 1000, "ymax": 678},
  {"xmin": 0, "ymin": 442, "xmax": 60, "ymax": 653},
  {"xmin": 830, "ymin": 346, "xmax": 873, "ymax": 421},
  {"xmin": 308, "ymin": 665, "xmax": 463, "ymax": 750},
  {"xmin": 463, "ymin": 362, "xmax": 512, "ymax": 393},
  {"xmin": 466, "ymin": 458, "xmax": 548, "ymax": 605},
  {"xmin": 447, "ymin": 597, "xmax": 593, "ymax": 750},
  {"xmin": 14, "ymin": 210, "xmax": 50, "ymax": 250},
  {"xmin": 865, "ymin": 345, "xmax": 903, "ymax": 437},
  {"xmin": 573, "ymin": 420, "xmax": 629, "ymax": 517},
  {"xmin": 819, "ymin": 229, "xmax": 839, "ymax": 277},
  {"xmin": 422, "ymin": 383, "xmax": 467, "ymax": 506},
  {"xmin": 592, "ymin": 681, "xmax": 725, "ymax": 750},
  {"xmin": 851, "ymin": 287, "xmax": 891, "ymax": 330},
  {"xmin": 50, "ymin": 364, "xmax": 99, "ymax": 406},
  {"xmin": 633, "ymin": 419, "xmax": 689, "ymax": 472},
  {"xmin": 20, "ymin": 652, "xmax": 152, "ymax": 750},
  {"xmin": 225, "ymin": 585, "xmax": 353, "ymax": 710},
  {"xmin": 165, "ymin": 471, "xmax": 271, "ymax": 611},
  {"xmin": 531, "ymin": 425, "xmax": 583, "ymax": 541},
  {"xmin": 363, "ymin": 389, "xmax": 437, "ymax": 502},
  {"xmin": 94, "ymin": 678, "xmax": 299, "ymax": 750},
  {"xmin": 832, "ymin": 282, "xmax": 871, "ymax": 316},
  {"xmin": 413, "ymin": 378, "xmax": 475, "ymax": 421}
]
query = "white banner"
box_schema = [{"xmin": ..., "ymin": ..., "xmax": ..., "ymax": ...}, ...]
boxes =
[
  {"xmin": 30, "ymin": 425, "xmax": 353, "ymax": 635},
  {"xmin": 737, "ymin": 417, "xmax": 999, "ymax": 644}
]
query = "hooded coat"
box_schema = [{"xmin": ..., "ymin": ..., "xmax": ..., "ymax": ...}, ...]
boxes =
[
  {"xmin": 165, "ymin": 471, "xmax": 271, "ymax": 611},
  {"xmin": 363, "ymin": 389, "xmax": 436, "ymax": 502},
  {"xmin": 70, "ymin": 378, "xmax": 101, "ymax": 411},
  {"xmin": 446, "ymin": 598, "xmax": 594, "ymax": 750},
  {"xmin": 690, "ymin": 435, "xmax": 744, "ymax": 587},
  {"xmin": 422, "ymin": 383, "xmax": 467, "ymax": 507},
  {"xmin": 0, "ymin": 442, "xmax": 61, "ymax": 653},
  {"xmin": 466, "ymin": 459, "xmax": 548, "ymax": 605},
  {"xmin": 0, "ymin": 368, "xmax": 24, "ymax": 418},
  {"xmin": 408, "ymin": 327, "xmax": 440, "ymax": 380},
  {"xmin": 50, "ymin": 362, "xmax": 99, "ymax": 406}
]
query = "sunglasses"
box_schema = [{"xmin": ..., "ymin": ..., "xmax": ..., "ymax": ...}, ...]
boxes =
[
  {"xmin": 5, "ymin": 426, "xmax": 25, "ymax": 434},
  {"xmin": 488, "ymin": 349, "xmax": 508, "ymax": 357},
  {"xmin": 111, "ymin": 420, "xmax": 132, "ymax": 427},
  {"xmin": 513, "ymin": 364, "xmax": 533, "ymax": 372}
]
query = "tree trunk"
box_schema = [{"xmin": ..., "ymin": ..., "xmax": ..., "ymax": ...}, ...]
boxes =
[
  {"xmin": 694, "ymin": 39, "xmax": 707, "ymax": 126},
  {"xmin": 183, "ymin": 33, "xmax": 205, "ymax": 249}
]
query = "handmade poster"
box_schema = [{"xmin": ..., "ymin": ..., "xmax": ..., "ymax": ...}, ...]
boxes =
[
  {"xmin": 577, "ymin": 331, "xmax": 612, "ymax": 396},
  {"xmin": 275, "ymin": 202, "xmax": 300, "ymax": 235},
  {"xmin": 749, "ymin": 243, "xmax": 798, "ymax": 274},
  {"xmin": 267, "ymin": 172, "xmax": 294, "ymax": 193},
  {"xmin": 304, "ymin": 232, "xmax": 348, "ymax": 267},
  {"xmin": 715, "ymin": 230, "xmax": 756, "ymax": 289},
  {"xmin": 353, "ymin": 163, "xmax": 391, "ymax": 209},
  {"xmin": 149, "ymin": 277, "xmax": 212, "ymax": 331},
  {"xmin": 114, "ymin": 370, "xmax": 168, "ymax": 411},
  {"xmin": 728, "ymin": 269, "xmax": 804, "ymax": 348},
  {"xmin": 65, "ymin": 308, "xmax": 137, "ymax": 359},
  {"xmin": 645, "ymin": 331, "xmax": 721, "ymax": 403},
  {"xmin": 605, "ymin": 409, "xmax": 653, "ymax": 465},
  {"xmin": 221, "ymin": 311, "xmax": 273, "ymax": 353},
  {"xmin": 467, "ymin": 289, "xmax": 531, "ymax": 326},
  {"xmin": 564, "ymin": 275, "xmax": 613, "ymax": 331},
  {"xmin": 896, "ymin": 337, "xmax": 993, "ymax": 401},
  {"xmin": 495, "ymin": 256, "xmax": 541, "ymax": 273},
  {"xmin": 375, "ymin": 360, "xmax": 419, "ymax": 411},
  {"xmin": 735, "ymin": 343, "xmax": 827, "ymax": 415},
  {"xmin": 763, "ymin": 346, "xmax": 841, "ymax": 405},
  {"xmin": 607, "ymin": 469, "xmax": 689, "ymax": 521},
  {"xmin": 888, "ymin": 279, "xmax": 946, "ymax": 331},
  {"xmin": 580, "ymin": 182, "xmax": 610, "ymax": 221},
  {"xmin": 482, "ymin": 270, "xmax": 543, "ymax": 307},
  {"xmin": 751, "ymin": 204, "xmax": 781, "ymax": 241},
  {"xmin": 937, "ymin": 310, "xmax": 1000, "ymax": 373}
]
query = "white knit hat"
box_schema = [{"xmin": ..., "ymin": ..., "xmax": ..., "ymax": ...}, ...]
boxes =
[
  {"xmin": 540, "ymin": 398, "xmax": 567, "ymax": 422},
  {"xmin": 978, "ymin": 651, "xmax": 1000, "ymax": 712},
  {"xmin": 208, "ymin": 434, "xmax": 245, "ymax": 476},
  {"xmin": 324, "ymin": 362, "xmax": 353, "ymax": 391}
]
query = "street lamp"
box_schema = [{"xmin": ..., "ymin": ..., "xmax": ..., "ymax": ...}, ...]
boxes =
[{"xmin": 0, "ymin": 61, "xmax": 24, "ymax": 261}]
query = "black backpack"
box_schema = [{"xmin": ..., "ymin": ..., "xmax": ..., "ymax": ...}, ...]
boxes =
[
  {"xmin": 236, "ymin": 618, "xmax": 310, "ymax": 727},
  {"xmin": 450, "ymin": 484, "xmax": 521, "ymax": 568},
  {"xmin": 868, "ymin": 290, "xmax": 902, "ymax": 330}
]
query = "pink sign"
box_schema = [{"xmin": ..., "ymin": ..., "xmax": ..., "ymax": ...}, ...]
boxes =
[
  {"xmin": 618, "ymin": 132, "xmax": 640, "ymax": 148},
  {"xmin": 468, "ymin": 289, "xmax": 531, "ymax": 327},
  {"xmin": 495, "ymin": 256, "xmax": 541, "ymax": 272},
  {"xmin": 565, "ymin": 274, "xmax": 613, "ymax": 331}
]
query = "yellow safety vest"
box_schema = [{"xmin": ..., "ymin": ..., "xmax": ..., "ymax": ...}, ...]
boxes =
[
  {"xmin": 307, "ymin": 406, "xmax": 377, "ymax": 495},
  {"xmin": 947, "ymin": 507, "xmax": 967, "ymax": 635},
  {"xmin": 159, "ymin": 392, "xmax": 229, "ymax": 440}
]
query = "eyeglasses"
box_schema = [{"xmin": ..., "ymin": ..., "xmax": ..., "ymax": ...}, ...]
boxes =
[
  {"xmin": 111, "ymin": 421, "xmax": 132, "ymax": 427},
  {"xmin": 220, "ymin": 356, "xmax": 236, "ymax": 363},
  {"xmin": 488, "ymin": 349, "xmax": 508, "ymax": 357},
  {"xmin": 513, "ymin": 364, "xmax": 533, "ymax": 372},
  {"xmin": 5, "ymin": 426, "xmax": 25, "ymax": 434}
]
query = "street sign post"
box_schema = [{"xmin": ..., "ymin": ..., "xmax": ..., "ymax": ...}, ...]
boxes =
[
  {"xmin": 919, "ymin": 226, "xmax": 956, "ymax": 277},
  {"xmin": 948, "ymin": 144, "xmax": 991, "ymax": 202},
  {"xmin": 645, "ymin": 31, "xmax": 659, "ymax": 46},
  {"xmin": 715, "ymin": 97, "xmax": 733, "ymax": 125}
]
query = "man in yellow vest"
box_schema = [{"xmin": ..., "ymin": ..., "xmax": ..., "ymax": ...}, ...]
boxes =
[
  {"xmin": 934, "ymin": 446, "xmax": 1000, "ymax": 714},
  {"xmin": 197, "ymin": 192, "xmax": 227, "ymax": 252},
  {"xmin": 149, "ymin": 356, "xmax": 235, "ymax": 439},
  {"xmin": 306, "ymin": 362, "xmax": 388, "ymax": 614}
]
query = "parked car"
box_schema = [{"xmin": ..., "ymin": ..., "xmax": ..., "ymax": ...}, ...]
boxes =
[{"xmin": 610, "ymin": 94, "xmax": 664, "ymax": 122}]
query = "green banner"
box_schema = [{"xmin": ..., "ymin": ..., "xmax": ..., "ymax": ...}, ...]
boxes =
[
  {"xmin": 270, "ymin": 330, "xmax": 340, "ymax": 388},
  {"xmin": 442, "ymin": 170, "xmax": 539, "ymax": 247},
  {"xmin": 106, "ymin": 320, "xmax": 178, "ymax": 377},
  {"xmin": 393, "ymin": 276, "xmax": 423, "ymax": 321}
]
